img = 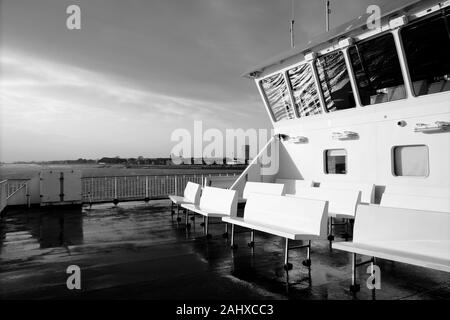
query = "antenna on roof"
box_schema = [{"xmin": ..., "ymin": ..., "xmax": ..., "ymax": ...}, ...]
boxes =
[
  {"xmin": 325, "ymin": 0, "xmax": 331, "ymax": 32},
  {"xmin": 290, "ymin": 0, "xmax": 295, "ymax": 48}
]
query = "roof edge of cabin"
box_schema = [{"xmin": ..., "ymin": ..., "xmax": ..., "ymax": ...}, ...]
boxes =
[{"xmin": 242, "ymin": 0, "xmax": 436, "ymax": 79}]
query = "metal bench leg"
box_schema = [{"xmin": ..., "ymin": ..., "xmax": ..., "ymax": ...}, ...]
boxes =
[
  {"xmin": 230, "ymin": 224, "xmax": 237, "ymax": 249},
  {"xmin": 171, "ymin": 202, "xmax": 174, "ymax": 215},
  {"xmin": 185, "ymin": 210, "xmax": 190, "ymax": 228},
  {"xmin": 248, "ymin": 229, "xmax": 255, "ymax": 248},
  {"xmin": 302, "ymin": 240, "xmax": 312, "ymax": 267},
  {"xmin": 176, "ymin": 205, "xmax": 181, "ymax": 222},
  {"xmin": 350, "ymin": 253, "xmax": 360, "ymax": 293},
  {"xmin": 222, "ymin": 223, "xmax": 228, "ymax": 238},
  {"xmin": 343, "ymin": 219, "xmax": 351, "ymax": 241},
  {"xmin": 284, "ymin": 238, "xmax": 293, "ymax": 271},
  {"xmin": 205, "ymin": 216, "xmax": 211, "ymax": 239},
  {"xmin": 327, "ymin": 217, "xmax": 334, "ymax": 246}
]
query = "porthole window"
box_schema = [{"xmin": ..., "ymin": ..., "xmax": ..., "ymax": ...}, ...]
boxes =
[
  {"xmin": 393, "ymin": 145, "xmax": 429, "ymax": 177},
  {"xmin": 325, "ymin": 149, "xmax": 347, "ymax": 174}
]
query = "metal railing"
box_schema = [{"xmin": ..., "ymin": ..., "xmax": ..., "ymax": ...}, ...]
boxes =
[
  {"xmin": 81, "ymin": 173, "xmax": 238, "ymax": 203},
  {"xmin": 0, "ymin": 172, "xmax": 239, "ymax": 211},
  {"xmin": 0, "ymin": 180, "xmax": 7, "ymax": 213},
  {"xmin": 6, "ymin": 179, "xmax": 29, "ymax": 197}
]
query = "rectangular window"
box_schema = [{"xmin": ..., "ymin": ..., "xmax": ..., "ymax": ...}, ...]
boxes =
[
  {"xmin": 349, "ymin": 33, "xmax": 406, "ymax": 106},
  {"xmin": 325, "ymin": 149, "xmax": 347, "ymax": 174},
  {"xmin": 316, "ymin": 51, "xmax": 356, "ymax": 112},
  {"xmin": 260, "ymin": 73, "xmax": 295, "ymax": 122},
  {"xmin": 287, "ymin": 63, "xmax": 322, "ymax": 117},
  {"xmin": 393, "ymin": 145, "xmax": 429, "ymax": 177},
  {"xmin": 401, "ymin": 10, "xmax": 450, "ymax": 96}
]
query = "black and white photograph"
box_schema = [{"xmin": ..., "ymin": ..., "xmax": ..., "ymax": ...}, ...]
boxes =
[{"xmin": 0, "ymin": 0, "xmax": 449, "ymax": 309}]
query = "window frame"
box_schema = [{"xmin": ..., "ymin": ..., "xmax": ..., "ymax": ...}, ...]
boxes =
[
  {"xmin": 348, "ymin": 31, "xmax": 408, "ymax": 106},
  {"xmin": 285, "ymin": 62, "xmax": 324, "ymax": 118},
  {"xmin": 391, "ymin": 144, "xmax": 430, "ymax": 178},
  {"xmin": 258, "ymin": 72, "xmax": 296, "ymax": 123},
  {"xmin": 399, "ymin": 9, "xmax": 450, "ymax": 98},
  {"xmin": 324, "ymin": 148, "xmax": 348, "ymax": 175}
]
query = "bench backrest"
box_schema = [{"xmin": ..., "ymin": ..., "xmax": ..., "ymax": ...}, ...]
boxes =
[
  {"xmin": 384, "ymin": 185, "xmax": 450, "ymax": 199},
  {"xmin": 290, "ymin": 187, "xmax": 361, "ymax": 217},
  {"xmin": 199, "ymin": 186, "xmax": 238, "ymax": 216},
  {"xmin": 275, "ymin": 179, "xmax": 314, "ymax": 194},
  {"xmin": 381, "ymin": 193, "xmax": 450, "ymax": 213},
  {"xmin": 205, "ymin": 175, "xmax": 244, "ymax": 198},
  {"xmin": 242, "ymin": 182, "xmax": 285, "ymax": 200},
  {"xmin": 353, "ymin": 204, "xmax": 450, "ymax": 243},
  {"xmin": 205, "ymin": 175, "xmax": 236, "ymax": 188},
  {"xmin": 244, "ymin": 193, "xmax": 328, "ymax": 238},
  {"xmin": 184, "ymin": 182, "xmax": 201, "ymax": 204},
  {"xmin": 319, "ymin": 181, "xmax": 375, "ymax": 204}
]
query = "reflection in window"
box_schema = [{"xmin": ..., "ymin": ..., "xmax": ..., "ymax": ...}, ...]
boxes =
[
  {"xmin": 287, "ymin": 64, "xmax": 322, "ymax": 117},
  {"xmin": 316, "ymin": 51, "xmax": 356, "ymax": 112},
  {"xmin": 325, "ymin": 149, "xmax": 347, "ymax": 174},
  {"xmin": 349, "ymin": 33, "xmax": 406, "ymax": 105},
  {"xmin": 401, "ymin": 10, "xmax": 450, "ymax": 96},
  {"xmin": 260, "ymin": 73, "xmax": 295, "ymax": 122},
  {"xmin": 393, "ymin": 145, "xmax": 429, "ymax": 177}
]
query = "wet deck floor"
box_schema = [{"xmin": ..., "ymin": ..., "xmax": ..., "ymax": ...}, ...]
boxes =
[{"xmin": 1, "ymin": 200, "xmax": 449, "ymax": 300}]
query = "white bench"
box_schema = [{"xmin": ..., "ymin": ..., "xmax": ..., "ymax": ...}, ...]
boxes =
[
  {"xmin": 332, "ymin": 204, "xmax": 450, "ymax": 292},
  {"xmin": 222, "ymin": 193, "xmax": 328, "ymax": 270},
  {"xmin": 289, "ymin": 187, "xmax": 361, "ymax": 243},
  {"xmin": 275, "ymin": 179, "xmax": 314, "ymax": 195},
  {"xmin": 204, "ymin": 175, "xmax": 244, "ymax": 199},
  {"xmin": 181, "ymin": 186, "xmax": 238, "ymax": 238},
  {"xmin": 384, "ymin": 185, "xmax": 450, "ymax": 199},
  {"xmin": 319, "ymin": 181, "xmax": 375, "ymax": 204},
  {"xmin": 168, "ymin": 182, "xmax": 201, "ymax": 220},
  {"xmin": 240, "ymin": 181, "xmax": 285, "ymax": 202},
  {"xmin": 380, "ymin": 193, "xmax": 450, "ymax": 213}
]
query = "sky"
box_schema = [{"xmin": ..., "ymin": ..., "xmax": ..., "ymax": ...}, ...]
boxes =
[{"xmin": 0, "ymin": 0, "xmax": 391, "ymax": 162}]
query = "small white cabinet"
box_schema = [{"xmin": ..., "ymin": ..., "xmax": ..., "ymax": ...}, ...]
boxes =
[{"xmin": 40, "ymin": 169, "xmax": 82, "ymax": 205}]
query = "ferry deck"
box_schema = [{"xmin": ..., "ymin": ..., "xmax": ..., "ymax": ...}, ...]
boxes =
[
  {"xmin": 0, "ymin": 201, "xmax": 449, "ymax": 300},
  {"xmin": 1, "ymin": 0, "xmax": 450, "ymax": 300}
]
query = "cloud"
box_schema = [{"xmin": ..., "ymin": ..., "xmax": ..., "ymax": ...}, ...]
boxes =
[{"xmin": 0, "ymin": 48, "xmax": 268, "ymax": 161}]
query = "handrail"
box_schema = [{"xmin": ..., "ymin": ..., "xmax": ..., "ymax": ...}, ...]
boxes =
[
  {"xmin": 229, "ymin": 135, "xmax": 278, "ymax": 190},
  {"xmin": 6, "ymin": 182, "xmax": 27, "ymax": 200}
]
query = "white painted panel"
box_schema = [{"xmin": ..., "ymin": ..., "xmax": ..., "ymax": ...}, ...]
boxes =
[{"xmin": 244, "ymin": 193, "xmax": 328, "ymax": 238}]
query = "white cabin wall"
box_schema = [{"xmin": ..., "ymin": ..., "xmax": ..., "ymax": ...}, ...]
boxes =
[{"xmin": 272, "ymin": 93, "xmax": 450, "ymax": 203}]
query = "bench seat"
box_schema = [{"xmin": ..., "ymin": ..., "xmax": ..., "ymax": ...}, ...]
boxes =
[
  {"xmin": 332, "ymin": 204, "xmax": 450, "ymax": 292},
  {"xmin": 224, "ymin": 193, "xmax": 328, "ymax": 273},
  {"xmin": 238, "ymin": 181, "xmax": 285, "ymax": 203},
  {"xmin": 182, "ymin": 203, "xmax": 232, "ymax": 218},
  {"xmin": 168, "ymin": 195, "xmax": 191, "ymax": 205},
  {"xmin": 333, "ymin": 241, "xmax": 450, "ymax": 273},
  {"xmin": 180, "ymin": 186, "xmax": 238, "ymax": 237},
  {"xmin": 222, "ymin": 216, "xmax": 320, "ymax": 241}
]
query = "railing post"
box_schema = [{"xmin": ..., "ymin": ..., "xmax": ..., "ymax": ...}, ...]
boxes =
[
  {"xmin": 25, "ymin": 183, "xmax": 30, "ymax": 208},
  {"xmin": 174, "ymin": 175, "xmax": 178, "ymax": 196},
  {"xmin": 145, "ymin": 176, "xmax": 149, "ymax": 199},
  {"xmin": 114, "ymin": 176, "xmax": 118, "ymax": 204}
]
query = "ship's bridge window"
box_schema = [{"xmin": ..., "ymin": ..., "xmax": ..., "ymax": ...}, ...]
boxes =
[
  {"xmin": 349, "ymin": 33, "xmax": 406, "ymax": 105},
  {"xmin": 315, "ymin": 51, "xmax": 356, "ymax": 112},
  {"xmin": 260, "ymin": 73, "xmax": 295, "ymax": 122},
  {"xmin": 401, "ymin": 10, "xmax": 450, "ymax": 96},
  {"xmin": 287, "ymin": 63, "xmax": 322, "ymax": 117},
  {"xmin": 324, "ymin": 149, "xmax": 347, "ymax": 174}
]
